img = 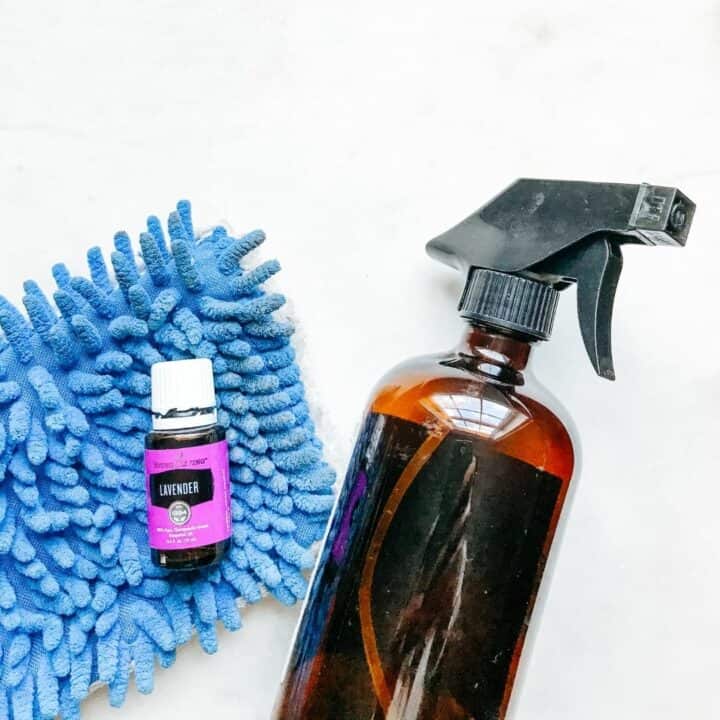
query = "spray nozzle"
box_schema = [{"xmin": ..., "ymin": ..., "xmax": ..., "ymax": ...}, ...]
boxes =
[{"xmin": 427, "ymin": 179, "xmax": 695, "ymax": 379}]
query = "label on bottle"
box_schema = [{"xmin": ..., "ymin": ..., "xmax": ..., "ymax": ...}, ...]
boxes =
[
  {"xmin": 281, "ymin": 413, "xmax": 564, "ymax": 719},
  {"xmin": 144, "ymin": 439, "xmax": 231, "ymax": 550}
]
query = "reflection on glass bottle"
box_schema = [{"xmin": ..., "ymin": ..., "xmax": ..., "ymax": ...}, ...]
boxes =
[{"xmin": 383, "ymin": 456, "xmax": 474, "ymax": 720}]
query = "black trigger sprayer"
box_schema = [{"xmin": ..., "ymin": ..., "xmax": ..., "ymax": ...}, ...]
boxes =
[
  {"xmin": 273, "ymin": 179, "xmax": 696, "ymax": 720},
  {"xmin": 427, "ymin": 179, "xmax": 695, "ymax": 379}
]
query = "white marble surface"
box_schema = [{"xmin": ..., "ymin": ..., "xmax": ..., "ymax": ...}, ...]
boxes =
[{"xmin": 1, "ymin": 1, "xmax": 719, "ymax": 718}]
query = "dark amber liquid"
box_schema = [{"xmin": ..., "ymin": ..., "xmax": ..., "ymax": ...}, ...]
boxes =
[
  {"xmin": 145, "ymin": 424, "xmax": 230, "ymax": 570},
  {"xmin": 273, "ymin": 327, "xmax": 574, "ymax": 720}
]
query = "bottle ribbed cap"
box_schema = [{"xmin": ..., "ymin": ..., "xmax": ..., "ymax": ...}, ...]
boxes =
[
  {"xmin": 459, "ymin": 269, "xmax": 560, "ymax": 340},
  {"xmin": 151, "ymin": 358, "xmax": 217, "ymax": 430}
]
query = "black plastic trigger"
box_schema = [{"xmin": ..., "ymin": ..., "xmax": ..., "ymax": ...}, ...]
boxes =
[{"xmin": 543, "ymin": 237, "xmax": 624, "ymax": 380}]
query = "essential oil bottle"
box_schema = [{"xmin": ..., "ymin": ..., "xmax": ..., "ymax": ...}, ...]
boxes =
[{"xmin": 145, "ymin": 358, "xmax": 231, "ymax": 570}]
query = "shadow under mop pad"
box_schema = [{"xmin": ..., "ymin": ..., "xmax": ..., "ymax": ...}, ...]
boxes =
[{"xmin": 0, "ymin": 202, "xmax": 335, "ymax": 718}]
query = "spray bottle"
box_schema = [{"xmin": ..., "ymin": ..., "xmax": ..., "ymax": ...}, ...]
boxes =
[{"xmin": 273, "ymin": 179, "xmax": 695, "ymax": 719}]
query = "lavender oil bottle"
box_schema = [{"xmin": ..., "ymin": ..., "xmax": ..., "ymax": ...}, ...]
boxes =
[{"xmin": 145, "ymin": 358, "xmax": 231, "ymax": 570}]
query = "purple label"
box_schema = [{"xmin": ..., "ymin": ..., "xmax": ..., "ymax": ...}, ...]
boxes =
[{"xmin": 144, "ymin": 440, "xmax": 231, "ymax": 551}]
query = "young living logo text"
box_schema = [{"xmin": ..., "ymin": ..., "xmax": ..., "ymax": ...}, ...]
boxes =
[{"xmin": 153, "ymin": 451, "xmax": 209, "ymax": 471}]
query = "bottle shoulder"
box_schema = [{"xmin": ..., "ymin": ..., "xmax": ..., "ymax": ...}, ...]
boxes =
[
  {"xmin": 368, "ymin": 351, "xmax": 575, "ymax": 481},
  {"xmin": 145, "ymin": 424, "xmax": 226, "ymax": 450}
]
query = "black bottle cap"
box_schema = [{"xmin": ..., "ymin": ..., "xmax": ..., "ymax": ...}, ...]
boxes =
[
  {"xmin": 460, "ymin": 269, "xmax": 559, "ymax": 340},
  {"xmin": 428, "ymin": 179, "xmax": 696, "ymax": 379}
]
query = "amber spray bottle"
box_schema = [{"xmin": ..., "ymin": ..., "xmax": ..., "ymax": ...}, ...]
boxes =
[
  {"xmin": 273, "ymin": 180, "xmax": 695, "ymax": 719},
  {"xmin": 145, "ymin": 358, "xmax": 232, "ymax": 570}
]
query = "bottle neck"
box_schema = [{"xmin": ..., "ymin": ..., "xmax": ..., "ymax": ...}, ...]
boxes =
[
  {"xmin": 152, "ymin": 407, "xmax": 218, "ymax": 431},
  {"xmin": 455, "ymin": 322, "xmax": 535, "ymax": 384}
]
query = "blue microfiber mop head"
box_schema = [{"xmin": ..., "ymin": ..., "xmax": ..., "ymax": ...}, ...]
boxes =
[{"xmin": 0, "ymin": 201, "xmax": 335, "ymax": 719}]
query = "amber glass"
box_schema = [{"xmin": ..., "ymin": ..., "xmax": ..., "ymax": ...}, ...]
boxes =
[
  {"xmin": 145, "ymin": 423, "xmax": 230, "ymax": 570},
  {"xmin": 273, "ymin": 324, "xmax": 575, "ymax": 720}
]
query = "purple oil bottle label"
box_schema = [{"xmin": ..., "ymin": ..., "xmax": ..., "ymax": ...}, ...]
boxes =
[{"xmin": 144, "ymin": 440, "xmax": 231, "ymax": 550}]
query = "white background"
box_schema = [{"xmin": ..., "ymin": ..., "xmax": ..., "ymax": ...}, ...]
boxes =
[{"xmin": 1, "ymin": 1, "xmax": 719, "ymax": 718}]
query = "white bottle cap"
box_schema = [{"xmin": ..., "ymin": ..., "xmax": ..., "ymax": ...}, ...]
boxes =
[{"xmin": 150, "ymin": 358, "xmax": 218, "ymax": 430}]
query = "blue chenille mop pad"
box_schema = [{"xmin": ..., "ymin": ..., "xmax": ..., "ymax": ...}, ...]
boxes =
[{"xmin": 0, "ymin": 201, "xmax": 335, "ymax": 719}]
